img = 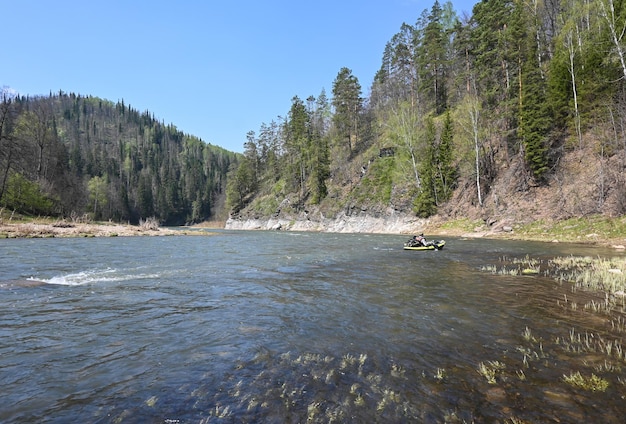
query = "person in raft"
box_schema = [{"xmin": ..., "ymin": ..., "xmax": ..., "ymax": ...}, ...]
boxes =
[{"xmin": 410, "ymin": 234, "xmax": 427, "ymax": 246}]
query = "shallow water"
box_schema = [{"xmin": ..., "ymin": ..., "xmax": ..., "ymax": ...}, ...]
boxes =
[{"xmin": 0, "ymin": 231, "xmax": 624, "ymax": 423}]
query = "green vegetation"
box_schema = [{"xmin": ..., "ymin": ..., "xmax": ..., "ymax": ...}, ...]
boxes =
[
  {"xmin": 474, "ymin": 248, "xmax": 624, "ymax": 411},
  {"xmin": 2, "ymin": 173, "xmax": 55, "ymax": 215},
  {"xmin": 350, "ymin": 158, "xmax": 394, "ymax": 205},
  {"xmin": 514, "ymin": 216, "xmax": 626, "ymax": 243},
  {"xmin": 4, "ymin": 0, "xmax": 626, "ymax": 227},
  {"xmin": 436, "ymin": 218, "xmax": 484, "ymax": 233},
  {"xmin": 563, "ymin": 372, "xmax": 609, "ymax": 392},
  {"xmin": 477, "ymin": 360, "xmax": 506, "ymax": 384},
  {"xmin": 228, "ymin": 0, "xmax": 626, "ymax": 225},
  {"xmin": 435, "ymin": 215, "xmax": 626, "ymax": 246},
  {"xmin": 1, "ymin": 92, "xmax": 237, "ymax": 225}
]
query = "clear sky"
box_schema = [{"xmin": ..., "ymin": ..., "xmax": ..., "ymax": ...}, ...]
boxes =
[{"xmin": 2, "ymin": 0, "xmax": 477, "ymax": 153}]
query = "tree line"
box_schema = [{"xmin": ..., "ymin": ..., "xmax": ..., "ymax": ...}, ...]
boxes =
[
  {"xmin": 0, "ymin": 90, "xmax": 237, "ymax": 225},
  {"xmin": 228, "ymin": 0, "xmax": 626, "ymax": 218}
]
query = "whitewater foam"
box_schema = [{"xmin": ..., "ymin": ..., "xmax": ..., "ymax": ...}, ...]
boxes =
[{"xmin": 41, "ymin": 268, "xmax": 161, "ymax": 286}]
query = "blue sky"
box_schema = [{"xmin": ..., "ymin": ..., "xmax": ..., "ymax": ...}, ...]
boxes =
[{"xmin": 2, "ymin": 0, "xmax": 477, "ymax": 152}]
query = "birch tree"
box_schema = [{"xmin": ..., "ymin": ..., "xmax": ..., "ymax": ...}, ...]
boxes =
[
  {"xmin": 385, "ymin": 100, "xmax": 423, "ymax": 189},
  {"xmin": 469, "ymin": 97, "xmax": 483, "ymax": 206}
]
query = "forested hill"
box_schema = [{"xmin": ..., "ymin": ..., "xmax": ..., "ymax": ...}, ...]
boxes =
[
  {"xmin": 0, "ymin": 91, "xmax": 239, "ymax": 225},
  {"xmin": 4, "ymin": 0, "xmax": 626, "ymax": 231},
  {"xmin": 226, "ymin": 0, "xmax": 626, "ymax": 228}
]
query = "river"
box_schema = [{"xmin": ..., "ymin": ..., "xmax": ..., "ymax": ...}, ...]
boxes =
[{"xmin": 1, "ymin": 231, "xmax": 624, "ymax": 423}]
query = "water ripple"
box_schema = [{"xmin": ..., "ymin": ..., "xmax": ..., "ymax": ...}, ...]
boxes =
[{"xmin": 0, "ymin": 233, "xmax": 624, "ymax": 422}]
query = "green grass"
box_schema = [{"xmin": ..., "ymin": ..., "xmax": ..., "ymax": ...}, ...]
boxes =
[
  {"xmin": 563, "ymin": 371, "xmax": 609, "ymax": 392},
  {"xmin": 514, "ymin": 215, "xmax": 626, "ymax": 243},
  {"xmin": 549, "ymin": 256, "xmax": 626, "ymax": 294},
  {"xmin": 437, "ymin": 217, "xmax": 484, "ymax": 232},
  {"xmin": 477, "ymin": 360, "xmax": 506, "ymax": 384},
  {"xmin": 351, "ymin": 158, "xmax": 394, "ymax": 205}
]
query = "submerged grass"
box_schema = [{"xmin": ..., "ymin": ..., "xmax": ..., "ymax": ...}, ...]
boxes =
[
  {"xmin": 474, "ymin": 247, "xmax": 626, "ymax": 413},
  {"xmin": 477, "ymin": 360, "xmax": 506, "ymax": 384},
  {"xmin": 550, "ymin": 256, "xmax": 626, "ymax": 295},
  {"xmin": 562, "ymin": 371, "xmax": 609, "ymax": 392},
  {"xmin": 484, "ymin": 253, "xmax": 626, "ymax": 309}
]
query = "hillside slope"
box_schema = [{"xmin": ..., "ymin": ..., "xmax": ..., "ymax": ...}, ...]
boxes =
[{"xmin": 226, "ymin": 141, "xmax": 626, "ymax": 237}]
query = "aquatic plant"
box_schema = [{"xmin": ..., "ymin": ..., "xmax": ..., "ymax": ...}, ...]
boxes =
[
  {"xmin": 549, "ymin": 256, "xmax": 626, "ymax": 294},
  {"xmin": 505, "ymin": 417, "xmax": 533, "ymax": 424},
  {"xmin": 376, "ymin": 388, "xmax": 401, "ymax": 412},
  {"xmin": 307, "ymin": 401, "xmax": 321, "ymax": 421},
  {"xmin": 390, "ymin": 363, "xmax": 406, "ymax": 379},
  {"xmin": 522, "ymin": 326, "xmax": 537, "ymax": 343},
  {"xmin": 210, "ymin": 404, "xmax": 232, "ymax": 419},
  {"xmin": 610, "ymin": 315, "xmax": 626, "ymax": 333},
  {"xmin": 477, "ymin": 360, "xmax": 505, "ymax": 384},
  {"xmin": 482, "ymin": 255, "xmax": 545, "ymax": 276},
  {"xmin": 562, "ymin": 371, "xmax": 609, "ymax": 392},
  {"xmin": 484, "ymin": 254, "xmax": 625, "ymax": 302}
]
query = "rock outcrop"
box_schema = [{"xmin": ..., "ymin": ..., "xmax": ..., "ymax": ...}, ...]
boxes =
[{"xmin": 226, "ymin": 210, "xmax": 427, "ymax": 234}]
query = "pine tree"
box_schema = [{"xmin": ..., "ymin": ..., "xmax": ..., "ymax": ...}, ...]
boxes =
[
  {"xmin": 285, "ymin": 96, "xmax": 310, "ymax": 198},
  {"xmin": 331, "ymin": 67, "xmax": 362, "ymax": 156},
  {"xmin": 418, "ymin": 0, "xmax": 449, "ymax": 115}
]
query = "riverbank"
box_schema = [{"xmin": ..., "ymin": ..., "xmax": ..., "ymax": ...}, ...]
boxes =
[
  {"xmin": 2, "ymin": 213, "xmax": 625, "ymax": 249},
  {"xmin": 0, "ymin": 220, "xmax": 200, "ymax": 238},
  {"xmin": 224, "ymin": 211, "xmax": 425, "ymax": 234},
  {"xmin": 224, "ymin": 213, "xmax": 626, "ymax": 250}
]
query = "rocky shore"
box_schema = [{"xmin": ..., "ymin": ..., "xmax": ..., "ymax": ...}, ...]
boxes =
[
  {"xmin": 225, "ymin": 213, "xmax": 626, "ymax": 249},
  {"xmin": 2, "ymin": 214, "xmax": 624, "ymax": 249},
  {"xmin": 225, "ymin": 211, "xmax": 426, "ymax": 234}
]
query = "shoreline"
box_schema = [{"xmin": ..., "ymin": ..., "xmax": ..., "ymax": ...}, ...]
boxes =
[
  {"xmin": 224, "ymin": 215, "xmax": 626, "ymax": 250},
  {"xmin": 0, "ymin": 221, "xmax": 202, "ymax": 238},
  {"xmin": 1, "ymin": 217, "xmax": 625, "ymax": 250}
]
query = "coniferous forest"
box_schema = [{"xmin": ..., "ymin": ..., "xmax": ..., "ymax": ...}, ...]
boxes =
[
  {"xmin": 0, "ymin": 92, "xmax": 237, "ymax": 225},
  {"xmin": 227, "ymin": 0, "xmax": 626, "ymax": 224},
  {"xmin": 2, "ymin": 0, "xmax": 626, "ymax": 227}
]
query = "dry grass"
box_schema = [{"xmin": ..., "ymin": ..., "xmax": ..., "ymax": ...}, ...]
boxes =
[{"xmin": 0, "ymin": 220, "xmax": 182, "ymax": 238}]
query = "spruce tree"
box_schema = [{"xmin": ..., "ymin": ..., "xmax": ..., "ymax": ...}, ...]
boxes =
[
  {"xmin": 436, "ymin": 112, "xmax": 457, "ymax": 201},
  {"xmin": 513, "ymin": 0, "xmax": 551, "ymax": 180},
  {"xmin": 414, "ymin": 117, "xmax": 438, "ymax": 217}
]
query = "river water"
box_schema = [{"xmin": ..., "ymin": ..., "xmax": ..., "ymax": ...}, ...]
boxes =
[{"xmin": 1, "ymin": 231, "xmax": 625, "ymax": 423}]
